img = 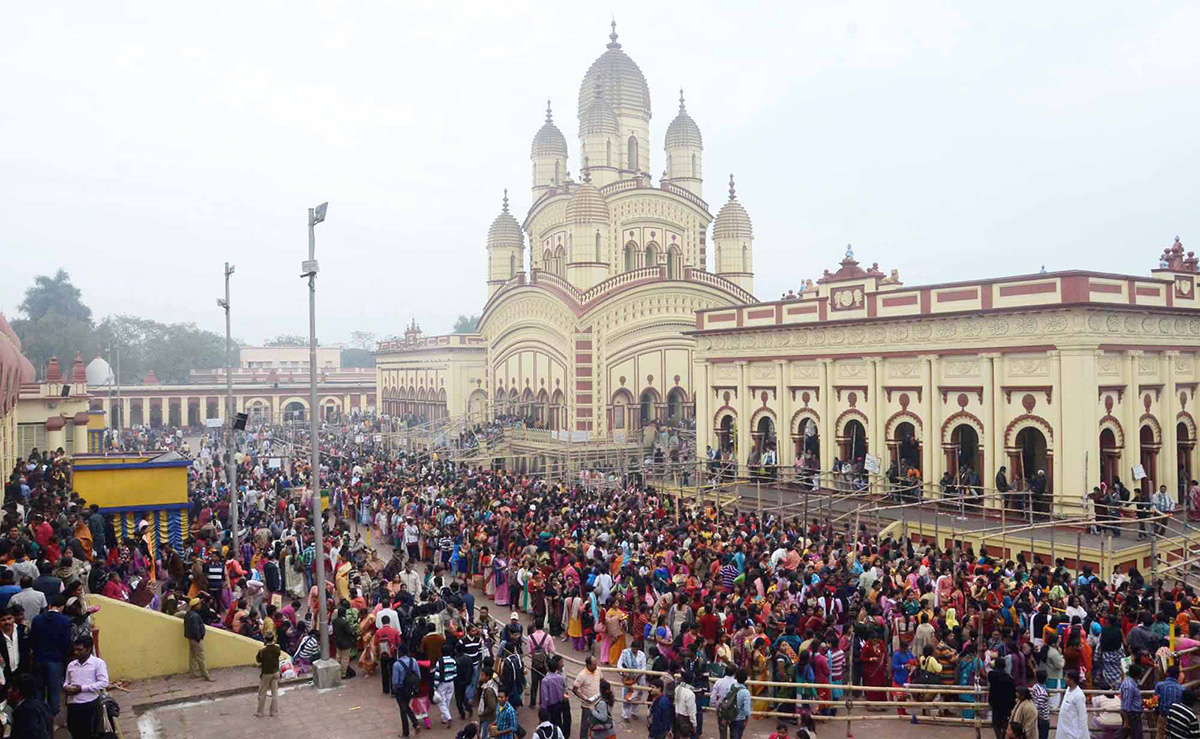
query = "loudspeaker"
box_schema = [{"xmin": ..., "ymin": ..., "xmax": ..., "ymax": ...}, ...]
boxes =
[
  {"xmin": 60, "ymin": 384, "xmax": 71, "ymax": 397},
  {"xmin": 233, "ymin": 412, "xmax": 248, "ymax": 431}
]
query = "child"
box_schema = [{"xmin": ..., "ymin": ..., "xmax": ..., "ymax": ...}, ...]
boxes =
[{"xmin": 769, "ymin": 722, "xmax": 791, "ymax": 739}]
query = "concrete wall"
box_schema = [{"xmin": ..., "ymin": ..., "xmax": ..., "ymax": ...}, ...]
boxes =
[{"xmin": 90, "ymin": 595, "xmax": 263, "ymax": 680}]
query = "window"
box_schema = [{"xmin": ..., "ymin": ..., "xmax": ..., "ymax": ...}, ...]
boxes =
[
  {"xmin": 624, "ymin": 243, "xmax": 636, "ymax": 271},
  {"xmin": 554, "ymin": 159, "xmax": 560, "ymax": 185},
  {"xmin": 595, "ymin": 232, "xmax": 602, "ymax": 262},
  {"xmin": 65, "ymin": 423, "xmax": 75, "ymax": 448},
  {"xmin": 17, "ymin": 423, "xmax": 45, "ymax": 458},
  {"xmin": 509, "ymin": 254, "xmax": 516, "ymax": 278},
  {"xmin": 742, "ymin": 245, "xmax": 749, "ymax": 272},
  {"xmin": 644, "ymin": 242, "xmax": 658, "ymax": 267},
  {"xmin": 627, "ymin": 135, "xmax": 638, "ymax": 172},
  {"xmin": 606, "ymin": 139, "xmax": 612, "ymax": 167},
  {"xmin": 691, "ymin": 153, "xmax": 698, "ymax": 178}
]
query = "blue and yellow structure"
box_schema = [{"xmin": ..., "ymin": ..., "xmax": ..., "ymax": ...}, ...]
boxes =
[{"xmin": 72, "ymin": 452, "xmax": 191, "ymax": 550}]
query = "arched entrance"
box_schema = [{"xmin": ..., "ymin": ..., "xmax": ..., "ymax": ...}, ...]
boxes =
[
  {"xmin": 717, "ymin": 414, "xmax": 735, "ymax": 455},
  {"xmin": 948, "ymin": 423, "xmax": 980, "ymax": 478},
  {"xmin": 665, "ymin": 388, "xmax": 689, "ymax": 427},
  {"xmin": 753, "ymin": 414, "xmax": 776, "ymax": 479},
  {"xmin": 1015, "ymin": 426, "xmax": 1050, "ymax": 495},
  {"xmin": 1100, "ymin": 428, "xmax": 1120, "ymax": 488},
  {"xmin": 611, "ymin": 390, "xmax": 633, "ymax": 431},
  {"xmin": 149, "ymin": 401, "xmax": 163, "ymax": 427},
  {"xmin": 841, "ymin": 419, "xmax": 867, "ymax": 463},
  {"xmin": 283, "ymin": 401, "xmax": 306, "ymax": 422},
  {"xmin": 639, "ymin": 389, "xmax": 659, "ymax": 427},
  {"xmin": 892, "ymin": 421, "xmax": 921, "ymax": 472},
  {"xmin": 1140, "ymin": 424, "xmax": 1160, "ymax": 494},
  {"xmin": 1178, "ymin": 421, "xmax": 1194, "ymax": 495}
]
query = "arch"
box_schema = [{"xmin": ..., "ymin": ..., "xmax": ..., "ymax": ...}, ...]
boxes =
[
  {"xmin": 1004, "ymin": 413, "xmax": 1055, "ymax": 449},
  {"xmin": 1014, "ymin": 426, "xmax": 1051, "ymax": 491},
  {"xmin": 713, "ymin": 408, "xmax": 736, "ymax": 454},
  {"xmin": 835, "ymin": 408, "xmax": 870, "ymax": 439},
  {"xmin": 742, "ymin": 245, "xmax": 749, "ymax": 272},
  {"xmin": 885, "ymin": 410, "xmax": 923, "ymax": 443},
  {"xmin": 666, "ymin": 246, "xmax": 682, "ymax": 279},
  {"xmin": 467, "ymin": 389, "xmax": 488, "ymax": 421},
  {"xmin": 691, "ymin": 152, "xmax": 698, "ymax": 178},
  {"xmin": 749, "ymin": 407, "xmax": 777, "ymax": 435},
  {"xmin": 611, "ymin": 388, "xmax": 634, "ymax": 430},
  {"xmin": 1178, "ymin": 411, "xmax": 1198, "ymax": 442},
  {"xmin": 948, "ymin": 422, "xmax": 981, "ymax": 477},
  {"xmin": 553, "ymin": 245, "xmax": 566, "ymax": 276},
  {"xmin": 940, "ymin": 410, "xmax": 985, "ymax": 445},
  {"xmin": 282, "ymin": 399, "xmax": 308, "ymax": 422},
  {"xmin": 665, "ymin": 386, "xmax": 689, "ymax": 426},
  {"xmin": 543, "ymin": 249, "xmax": 552, "ymax": 270},
  {"xmin": 627, "ymin": 135, "xmax": 638, "ymax": 172},
  {"xmin": 644, "ymin": 242, "xmax": 658, "ymax": 268},
  {"xmin": 605, "ymin": 139, "xmax": 612, "ymax": 168},
  {"xmin": 595, "ymin": 231, "xmax": 603, "ymax": 262},
  {"xmin": 790, "ymin": 408, "xmax": 821, "ymax": 436},
  {"xmin": 639, "ymin": 387, "xmax": 661, "ymax": 426},
  {"xmin": 841, "ymin": 419, "xmax": 868, "ymax": 462},
  {"xmin": 1098, "ymin": 414, "xmax": 1125, "ymax": 448},
  {"xmin": 1138, "ymin": 413, "xmax": 1162, "ymax": 444},
  {"xmin": 624, "ymin": 241, "xmax": 637, "ymax": 271},
  {"xmin": 554, "ymin": 159, "xmax": 561, "ymax": 185}
]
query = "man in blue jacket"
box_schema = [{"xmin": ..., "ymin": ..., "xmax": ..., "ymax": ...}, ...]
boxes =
[{"xmin": 29, "ymin": 596, "xmax": 72, "ymax": 720}]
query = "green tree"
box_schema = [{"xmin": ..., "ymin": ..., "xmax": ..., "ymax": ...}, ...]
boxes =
[
  {"xmin": 349, "ymin": 330, "xmax": 376, "ymax": 350},
  {"xmin": 264, "ymin": 334, "xmax": 310, "ymax": 347},
  {"xmin": 94, "ymin": 315, "xmax": 231, "ymax": 384},
  {"xmin": 10, "ymin": 270, "xmax": 97, "ymax": 375},
  {"xmin": 452, "ymin": 314, "xmax": 480, "ymax": 333}
]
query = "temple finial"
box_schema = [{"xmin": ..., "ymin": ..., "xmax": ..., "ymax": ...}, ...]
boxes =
[
  {"xmin": 545, "ymin": 99, "xmax": 553, "ymax": 124},
  {"xmin": 845, "ymin": 243, "xmax": 854, "ymax": 260},
  {"xmin": 583, "ymin": 156, "xmax": 592, "ymax": 183},
  {"xmin": 608, "ymin": 18, "xmax": 620, "ymax": 48},
  {"xmin": 679, "ymin": 87, "xmax": 686, "ymax": 113},
  {"xmin": 728, "ymin": 174, "xmax": 736, "ymax": 201},
  {"xmin": 502, "ymin": 189, "xmax": 509, "ymax": 214}
]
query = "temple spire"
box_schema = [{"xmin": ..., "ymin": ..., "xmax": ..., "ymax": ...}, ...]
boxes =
[
  {"xmin": 502, "ymin": 189, "xmax": 509, "ymax": 214},
  {"xmin": 545, "ymin": 99, "xmax": 553, "ymax": 124},
  {"xmin": 607, "ymin": 18, "xmax": 620, "ymax": 49},
  {"xmin": 679, "ymin": 87, "xmax": 686, "ymax": 113},
  {"xmin": 728, "ymin": 173, "xmax": 737, "ymax": 201}
]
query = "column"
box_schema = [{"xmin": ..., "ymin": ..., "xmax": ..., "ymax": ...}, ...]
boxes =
[
  {"xmin": 695, "ymin": 360, "xmax": 710, "ymax": 459},
  {"xmin": 1125, "ymin": 351, "xmax": 1142, "ymax": 489},
  {"xmin": 981, "ymin": 353, "xmax": 999, "ymax": 510},
  {"xmin": 820, "ymin": 359, "xmax": 834, "ymax": 473},
  {"xmin": 776, "ymin": 360, "xmax": 790, "ymax": 470},
  {"xmin": 271, "ymin": 394, "xmax": 280, "ymax": 425},
  {"xmin": 121, "ymin": 397, "xmax": 131, "ymax": 430},
  {"xmin": 1048, "ymin": 350, "xmax": 1065, "ymax": 515},
  {"xmin": 1165, "ymin": 351, "xmax": 1180, "ymax": 502},
  {"xmin": 736, "ymin": 361, "xmax": 750, "ymax": 469},
  {"xmin": 866, "ymin": 357, "xmax": 882, "ymax": 462},
  {"xmin": 920, "ymin": 355, "xmax": 936, "ymax": 494}
]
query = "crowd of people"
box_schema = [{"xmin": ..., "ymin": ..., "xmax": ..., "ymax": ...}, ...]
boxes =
[{"xmin": 7, "ymin": 415, "xmax": 1200, "ymax": 739}]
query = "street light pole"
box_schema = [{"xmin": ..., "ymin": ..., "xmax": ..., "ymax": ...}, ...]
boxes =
[
  {"xmin": 303, "ymin": 202, "xmax": 332, "ymax": 669},
  {"xmin": 219, "ymin": 263, "xmax": 239, "ymax": 556}
]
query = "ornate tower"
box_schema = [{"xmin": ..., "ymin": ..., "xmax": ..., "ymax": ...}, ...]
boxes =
[
  {"xmin": 664, "ymin": 89, "xmax": 702, "ymax": 197},
  {"xmin": 530, "ymin": 100, "xmax": 568, "ymax": 203},
  {"xmin": 712, "ymin": 174, "xmax": 754, "ymax": 293},
  {"xmin": 578, "ymin": 22, "xmax": 651, "ymax": 185},
  {"xmin": 579, "ymin": 80, "xmax": 620, "ymax": 187},
  {"xmin": 564, "ymin": 166, "xmax": 611, "ymax": 290},
  {"xmin": 486, "ymin": 190, "xmax": 525, "ymax": 298}
]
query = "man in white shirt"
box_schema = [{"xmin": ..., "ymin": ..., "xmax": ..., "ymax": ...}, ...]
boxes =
[
  {"xmin": 616, "ymin": 642, "xmax": 646, "ymax": 720},
  {"xmin": 399, "ymin": 562, "xmax": 422, "ymax": 600},
  {"xmin": 674, "ymin": 677, "xmax": 697, "ymax": 739},
  {"xmin": 710, "ymin": 673, "xmax": 736, "ymax": 739},
  {"xmin": 1057, "ymin": 670, "xmax": 1089, "ymax": 739}
]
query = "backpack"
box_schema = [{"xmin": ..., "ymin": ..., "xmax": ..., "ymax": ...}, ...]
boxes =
[
  {"xmin": 378, "ymin": 636, "xmax": 395, "ymax": 659},
  {"xmin": 718, "ymin": 685, "xmax": 745, "ymax": 723},
  {"xmin": 530, "ymin": 632, "xmax": 550, "ymax": 674},
  {"xmin": 505, "ymin": 653, "xmax": 526, "ymax": 691},
  {"xmin": 394, "ymin": 658, "xmax": 419, "ymax": 697}
]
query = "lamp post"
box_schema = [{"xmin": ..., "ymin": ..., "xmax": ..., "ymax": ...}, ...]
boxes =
[
  {"xmin": 218, "ymin": 263, "xmax": 239, "ymax": 556},
  {"xmin": 303, "ymin": 202, "xmax": 337, "ymax": 683}
]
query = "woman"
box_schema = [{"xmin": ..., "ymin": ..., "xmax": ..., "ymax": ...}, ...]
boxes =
[
  {"xmin": 860, "ymin": 627, "xmax": 889, "ymax": 703},
  {"xmin": 1007, "ymin": 687, "xmax": 1038, "ymax": 739},
  {"xmin": 589, "ymin": 680, "xmax": 616, "ymax": 739},
  {"xmin": 750, "ymin": 637, "xmax": 771, "ymax": 715},
  {"xmin": 357, "ymin": 608, "xmax": 378, "ymax": 676},
  {"xmin": 568, "ymin": 595, "xmax": 586, "ymax": 651},
  {"xmin": 1038, "ymin": 632, "xmax": 1065, "ymax": 710},
  {"xmin": 493, "ymin": 555, "xmax": 510, "ymax": 607}
]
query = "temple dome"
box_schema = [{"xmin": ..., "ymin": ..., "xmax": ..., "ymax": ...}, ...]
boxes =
[
  {"xmin": 86, "ymin": 356, "xmax": 116, "ymax": 386},
  {"xmin": 487, "ymin": 191, "xmax": 524, "ymax": 249},
  {"xmin": 713, "ymin": 175, "xmax": 753, "ymax": 239},
  {"xmin": 578, "ymin": 22, "xmax": 651, "ymax": 124},
  {"xmin": 565, "ymin": 179, "xmax": 609, "ymax": 225},
  {"xmin": 665, "ymin": 91, "xmax": 702, "ymax": 149},
  {"xmin": 531, "ymin": 101, "xmax": 568, "ymax": 159}
]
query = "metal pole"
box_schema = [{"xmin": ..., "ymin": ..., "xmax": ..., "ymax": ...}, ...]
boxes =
[
  {"xmin": 305, "ymin": 206, "xmax": 332, "ymax": 662},
  {"xmin": 224, "ymin": 262, "xmax": 239, "ymax": 557},
  {"xmin": 1076, "ymin": 532, "xmax": 1083, "ymax": 582}
]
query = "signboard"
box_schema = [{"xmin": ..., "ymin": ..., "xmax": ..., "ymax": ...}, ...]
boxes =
[
  {"xmin": 863, "ymin": 453, "xmax": 881, "ymax": 474},
  {"xmin": 268, "ymin": 458, "xmax": 283, "ymax": 469},
  {"xmin": 373, "ymin": 434, "xmax": 382, "ymax": 443},
  {"xmin": 1132, "ymin": 464, "xmax": 1147, "ymax": 481},
  {"xmin": 355, "ymin": 434, "xmax": 365, "ymax": 444},
  {"xmin": 204, "ymin": 418, "xmax": 224, "ymax": 428}
]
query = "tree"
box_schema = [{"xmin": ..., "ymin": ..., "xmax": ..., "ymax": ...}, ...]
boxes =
[
  {"xmin": 94, "ymin": 315, "xmax": 231, "ymax": 384},
  {"xmin": 452, "ymin": 314, "xmax": 480, "ymax": 333},
  {"xmin": 10, "ymin": 270, "xmax": 97, "ymax": 374},
  {"xmin": 264, "ymin": 334, "xmax": 310, "ymax": 347},
  {"xmin": 341, "ymin": 348, "xmax": 375, "ymax": 368},
  {"xmin": 349, "ymin": 330, "xmax": 376, "ymax": 350}
]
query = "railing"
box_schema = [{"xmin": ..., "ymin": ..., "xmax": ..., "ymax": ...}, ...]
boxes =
[
  {"xmin": 598, "ymin": 178, "xmax": 644, "ymax": 196},
  {"xmin": 528, "ymin": 269, "xmax": 583, "ymax": 302},
  {"xmin": 578, "ymin": 265, "xmax": 664, "ymax": 303},
  {"xmin": 659, "ymin": 179, "xmax": 709, "ymax": 210},
  {"xmin": 683, "ymin": 266, "xmax": 757, "ymax": 304}
]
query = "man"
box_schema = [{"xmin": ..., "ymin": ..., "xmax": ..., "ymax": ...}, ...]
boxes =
[
  {"xmin": 728, "ymin": 669, "xmax": 752, "ymax": 739},
  {"xmin": 649, "ymin": 682, "xmax": 673, "ymax": 739},
  {"xmin": 433, "ymin": 643, "xmax": 458, "ymax": 728},
  {"xmin": 1122, "ymin": 663, "xmax": 1146, "ymax": 739},
  {"xmin": 988, "ymin": 657, "xmax": 1016, "ymax": 739},
  {"xmin": 0, "ymin": 571, "xmax": 22, "ymax": 612},
  {"xmin": 710, "ymin": 668, "xmax": 737, "ymax": 739},
  {"xmin": 32, "ymin": 561, "xmax": 63, "ymax": 603},
  {"xmin": 493, "ymin": 689, "xmax": 518, "ymax": 739},
  {"xmin": 540, "ymin": 655, "xmax": 571, "ymax": 737},
  {"xmin": 499, "ymin": 641, "xmax": 526, "ymax": 709},
  {"xmin": 572, "ymin": 655, "xmax": 602, "ymax": 739},
  {"xmin": 1058, "ymin": 670, "xmax": 1089, "ymax": 739},
  {"xmin": 63, "ymin": 636, "xmax": 108, "ymax": 739},
  {"xmin": 1153, "ymin": 485, "xmax": 1176, "ymax": 537},
  {"xmin": 9, "ymin": 672, "xmax": 53, "ymax": 739},
  {"xmin": 403, "ymin": 519, "xmax": 421, "ymax": 562},
  {"xmin": 617, "ymin": 639, "xmax": 647, "ymax": 721},
  {"xmin": 479, "ymin": 666, "xmax": 500, "ymax": 739},
  {"xmin": 29, "ymin": 596, "xmax": 72, "ymax": 721},
  {"xmin": 1158, "ymin": 666, "xmax": 1186, "ymax": 739},
  {"xmin": 392, "ymin": 644, "xmax": 422, "ymax": 738},
  {"xmin": 528, "ymin": 620, "xmax": 556, "ymax": 709},
  {"xmin": 674, "ymin": 675, "xmax": 697, "ymax": 739},
  {"xmin": 332, "ymin": 605, "xmax": 356, "ymax": 679},
  {"xmin": 535, "ymin": 706, "xmax": 566, "ymax": 739},
  {"xmin": 184, "ymin": 598, "xmax": 214, "ymax": 681},
  {"xmin": 376, "ymin": 614, "xmax": 401, "ymax": 695},
  {"xmin": 10, "ymin": 578, "xmax": 46, "ymax": 619},
  {"xmin": 0, "ymin": 605, "xmax": 30, "ymax": 685},
  {"xmin": 1167, "ymin": 690, "xmax": 1200, "ymax": 739},
  {"xmin": 255, "ymin": 632, "xmax": 281, "ymax": 718}
]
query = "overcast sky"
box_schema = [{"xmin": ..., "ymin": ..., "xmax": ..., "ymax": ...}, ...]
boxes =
[{"xmin": 3, "ymin": 2, "xmax": 1198, "ymax": 345}]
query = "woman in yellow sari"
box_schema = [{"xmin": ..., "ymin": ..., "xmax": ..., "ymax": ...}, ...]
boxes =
[
  {"xmin": 604, "ymin": 606, "xmax": 627, "ymax": 666},
  {"xmin": 750, "ymin": 637, "xmax": 771, "ymax": 714},
  {"xmin": 357, "ymin": 610, "xmax": 378, "ymax": 676},
  {"xmin": 335, "ymin": 559, "xmax": 352, "ymax": 602}
]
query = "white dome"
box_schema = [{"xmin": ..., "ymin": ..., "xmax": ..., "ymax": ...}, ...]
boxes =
[
  {"xmin": 713, "ymin": 175, "xmax": 753, "ymax": 239},
  {"xmin": 531, "ymin": 101, "xmax": 568, "ymax": 159},
  {"xmin": 578, "ymin": 22, "xmax": 651, "ymax": 126},
  {"xmin": 487, "ymin": 191, "xmax": 525, "ymax": 249},
  {"xmin": 86, "ymin": 356, "xmax": 115, "ymax": 386},
  {"xmin": 665, "ymin": 90, "xmax": 702, "ymax": 150}
]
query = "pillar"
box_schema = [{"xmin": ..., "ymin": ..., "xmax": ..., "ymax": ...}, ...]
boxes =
[
  {"xmin": 1125, "ymin": 351, "xmax": 1142, "ymax": 489},
  {"xmin": 981, "ymin": 353, "xmax": 1000, "ymax": 509},
  {"xmin": 920, "ymin": 355, "xmax": 936, "ymax": 494},
  {"xmin": 1165, "ymin": 350, "xmax": 1180, "ymax": 502},
  {"xmin": 776, "ymin": 360, "xmax": 790, "ymax": 469},
  {"xmin": 820, "ymin": 359, "xmax": 834, "ymax": 474},
  {"xmin": 695, "ymin": 360, "xmax": 710, "ymax": 459},
  {"xmin": 271, "ymin": 394, "xmax": 280, "ymax": 424},
  {"xmin": 121, "ymin": 397, "xmax": 131, "ymax": 430},
  {"xmin": 736, "ymin": 361, "xmax": 750, "ymax": 469},
  {"xmin": 1049, "ymin": 350, "xmax": 1067, "ymax": 515}
]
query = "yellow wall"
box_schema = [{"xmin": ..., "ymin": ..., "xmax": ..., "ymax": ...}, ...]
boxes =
[
  {"xmin": 72, "ymin": 463, "xmax": 188, "ymax": 509},
  {"xmin": 90, "ymin": 595, "xmax": 264, "ymax": 680}
]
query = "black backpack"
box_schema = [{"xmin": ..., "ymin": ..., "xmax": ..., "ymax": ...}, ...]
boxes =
[
  {"xmin": 394, "ymin": 659, "xmax": 419, "ymax": 697},
  {"xmin": 530, "ymin": 632, "xmax": 550, "ymax": 674}
]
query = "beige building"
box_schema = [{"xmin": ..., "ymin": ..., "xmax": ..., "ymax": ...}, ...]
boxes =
[
  {"xmin": 691, "ymin": 240, "xmax": 1200, "ymax": 511},
  {"xmin": 238, "ymin": 345, "xmax": 341, "ymax": 371},
  {"xmin": 378, "ymin": 24, "xmax": 756, "ymax": 435}
]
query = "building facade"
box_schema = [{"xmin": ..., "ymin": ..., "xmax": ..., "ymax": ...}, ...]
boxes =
[
  {"xmin": 378, "ymin": 24, "xmax": 758, "ymax": 434},
  {"xmin": 692, "ymin": 240, "xmax": 1200, "ymax": 511}
]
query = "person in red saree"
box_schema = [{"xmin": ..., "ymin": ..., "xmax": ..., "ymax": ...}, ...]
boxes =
[{"xmin": 860, "ymin": 628, "xmax": 890, "ymax": 704}]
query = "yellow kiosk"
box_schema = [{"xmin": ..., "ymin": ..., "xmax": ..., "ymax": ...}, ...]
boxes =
[{"xmin": 72, "ymin": 451, "xmax": 191, "ymax": 549}]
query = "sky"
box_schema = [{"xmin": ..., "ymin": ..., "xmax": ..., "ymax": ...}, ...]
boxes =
[{"xmin": 3, "ymin": 2, "xmax": 1199, "ymax": 345}]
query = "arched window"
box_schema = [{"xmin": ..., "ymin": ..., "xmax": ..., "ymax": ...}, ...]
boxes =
[
  {"xmin": 553, "ymin": 246, "xmax": 566, "ymax": 276},
  {"xmin": 595, "ymin": 232, "xmax": 602, "ymax": 262},
  {"xmin": 644, "ymin": 242, "xmax": 658, "ymax": 268},
  {"xmin": 554, "ymin": 159, "xmax": 561, "ymax": 185},
  {"xmin": 691, "ymin": 153, "xmax": 698, "ymax": 178},
  {"xmin": 543, "ymin": 249, "xmax": 552, "ymax": 270},
  {"xmin": 627, "ymin": 135, "xmax": 638, "ymax": 172},
  {"xmin": 509, "ymin": 254, "xmax": 516, "ymax": 278},
  {"xmin": 742, "ymin": 245, "xmax": 748, "ymax": 272},
  {"xmin": 624, "ymin": 242, "xmax": 636, "ymax": 271},
  {"xmin": 606, "ymin": 140, "xmax": 612, "ymax": 167},
  {"xmin": 667, "ymin": 246, "xmax": 681, "ymax": 279}
]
